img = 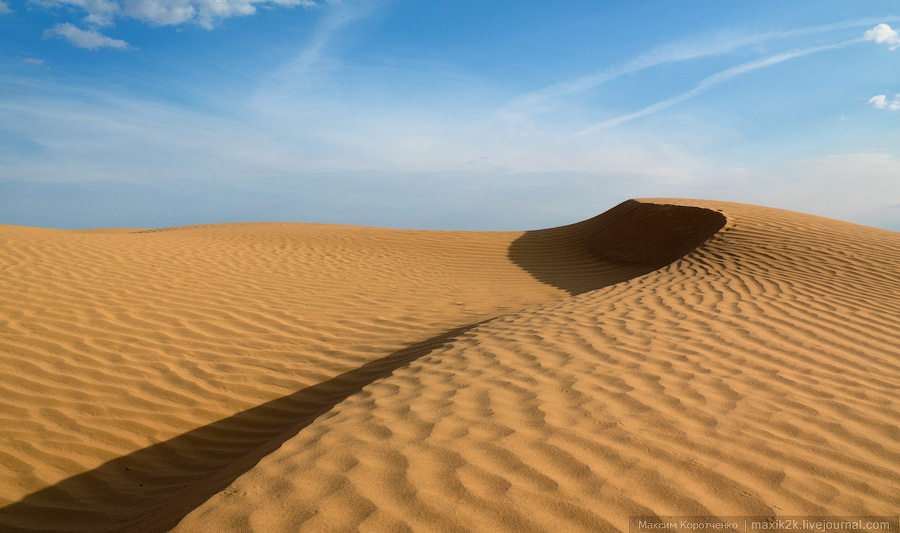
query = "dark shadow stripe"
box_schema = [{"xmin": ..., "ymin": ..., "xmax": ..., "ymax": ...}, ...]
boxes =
[
  {"xmin": 0, "ymin": 322, "xmax": 487, "ymax": 533},
  {"xmin": 1, "ymin": 200, "xmax": 728, "ymax": 532}
]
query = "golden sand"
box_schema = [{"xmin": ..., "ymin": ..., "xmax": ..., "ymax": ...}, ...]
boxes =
[{"xmin": 1, "ymin": 199, "xmax": 898, "ymax": 532}]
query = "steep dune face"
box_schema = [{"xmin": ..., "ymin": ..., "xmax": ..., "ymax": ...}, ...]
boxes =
[
  {"xmin": 174, "ymin": 200, "xmax": 900, "ymax": 533},
  {"xmin": 508, "ymin": 199, "xmax": 726, "ymax": 294},
  {"xmin": 2, "ymin": 199, "xmax": 898, "ymax": 532}
]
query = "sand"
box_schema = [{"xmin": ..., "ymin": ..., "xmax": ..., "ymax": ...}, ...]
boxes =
[{"xmin": 0, "ymin": 199, "xmax": 898, "ymax": 532}]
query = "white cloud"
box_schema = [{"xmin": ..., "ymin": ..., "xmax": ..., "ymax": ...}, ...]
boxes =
[
  {"xmin": 0, "ymin": 0, "xmax": 12, "ymax": 14},
  {"xmin": 864, "ymin": 23, "xmax": 900, "ymax": 50},
  {"xmin": 36, "ymin": 0, "xmax": 317, "ymax": 29},
  {"xmin": 869, "ymin": 94, "xmax": 900, "ymax": 110},
  {"xmin": 43, "ymin": 23, "xmax": 130, "ymax": 49},
  {"xmin": 20, "ymin": 58, "xmax": 45, "ymax": 64}
]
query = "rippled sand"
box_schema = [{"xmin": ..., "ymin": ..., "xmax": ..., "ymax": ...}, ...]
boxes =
[{"xmin": 1, "ymin": 199, "xmax": 898, "ymax": 532}]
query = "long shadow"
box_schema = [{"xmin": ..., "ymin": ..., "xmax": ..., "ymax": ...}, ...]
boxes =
[
  {"xmin": 0, "ymin": 322, "xmax": 487, "ymax": 533},
  {"xmin": 508, "ymin": 200, "xmax": 727, "ymax": 295},
  {"xmin": 1, "ymin": 200, "xmax": 727, "ymax": 532}
]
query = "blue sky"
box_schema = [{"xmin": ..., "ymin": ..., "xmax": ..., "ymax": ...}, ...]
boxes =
[{"xmin": 2, "ymin": 1, "xmax": 899, "ymax": 230}]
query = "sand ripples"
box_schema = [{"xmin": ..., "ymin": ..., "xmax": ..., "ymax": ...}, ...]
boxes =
[
  {"xmin": 2, "ymin": 200, "xmax": 898, "ymax": 532},
  {"xmin": 176, "ymin": 200, "xmax": 900, "ymax": 532}
]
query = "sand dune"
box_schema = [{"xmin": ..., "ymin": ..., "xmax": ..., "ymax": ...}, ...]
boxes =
[{"xmin": 1, "ymin": 199, "xmax": 898, "ymax": 532}]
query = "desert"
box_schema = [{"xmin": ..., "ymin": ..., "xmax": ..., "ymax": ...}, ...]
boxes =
[{"xmin": 1, "ymin": 198, "xmax": 898, "ymax": 532}]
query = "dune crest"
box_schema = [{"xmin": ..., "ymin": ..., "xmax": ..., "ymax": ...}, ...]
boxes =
[
  {"xmin": 508, "ymin": 199, "xmax": 726, "ymax": 294},
  {"xmin": 1, "ymin": 199, "xmax": 898, "ymax": 532},
  {"xmin": 175, "ymin": 199, "xmax": 900, "ymax": 532},
  {"xmin": 1, "ymin": 201, "xmax": 706, "ymax": 531}
]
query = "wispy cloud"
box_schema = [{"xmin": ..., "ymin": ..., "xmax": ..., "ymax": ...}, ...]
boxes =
[
  {"xmin": 31, "ymin": 0, "xmax": 120, "ymax": 26},
  {"xmin": 43, "ymin": 23, "xmax": 129, "ymax": 49},
  {"xmin": 578, "ymin": 38, "xmax": 863, "ymax": 133},
  {"xmin": 0, "ymin": 0, "xmax": 12, "ymax": 14},
  {"xmin": 5, "ymin": 4, "xmax": 900, "ymax": 232},
  {"xmin": 244, "ymin": 11, "xmax": 720, "ymax": 178},
  {"xmin": 865, "ymin": 23, "xmax": 900, "ymax": 50},
  {"xmin": 20, "ymin": 58, "xmax": 45, "ymax": 64},
  {"xmin": 501, "ymin": 17, "xmax": 898, "ymax": 125},
  {"xmin": 869, "ymin": 94, "xmax": 900, "ymax": 110},
  {"xmin": 272, "ymin": 0, "xmax": 378, "ymax": 80}
]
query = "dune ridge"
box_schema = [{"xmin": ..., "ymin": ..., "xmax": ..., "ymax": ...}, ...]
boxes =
[
  {"xmin": 1, "ymin": 199, "xmax": 898, "ymax": 532},
  {"xmin": 0, "ymin": 200, "xmax": 719, "ymax": 531},
  {"xmin": 174, "ymin": 199, "xmax": 900, "ymax": 532}
]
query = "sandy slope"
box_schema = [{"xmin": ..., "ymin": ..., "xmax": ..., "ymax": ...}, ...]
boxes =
[
  {"xmin": 1, "ymin": 199, "xmax": 898, "ymax": 532},
  {"xmin": 0, "ymin": 204, "xmax": 669, "ymax": 532}
]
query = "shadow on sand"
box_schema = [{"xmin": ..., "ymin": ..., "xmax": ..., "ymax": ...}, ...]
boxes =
[
  {"xmin": 507, "ymin": 200, "xmax": 727, "ymax": 295},
  {"xmin": 0, "ymin": 323, "xmax": 488, "ymax": 533},
  {"xmin": 0, "ymin": 200, "xmax": 726, "ymax": 532}
]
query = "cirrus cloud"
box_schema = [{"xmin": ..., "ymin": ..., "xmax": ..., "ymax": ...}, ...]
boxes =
[{"xmin": 43, "ymin": 23, "xmax": 130, "ymax": 49}]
